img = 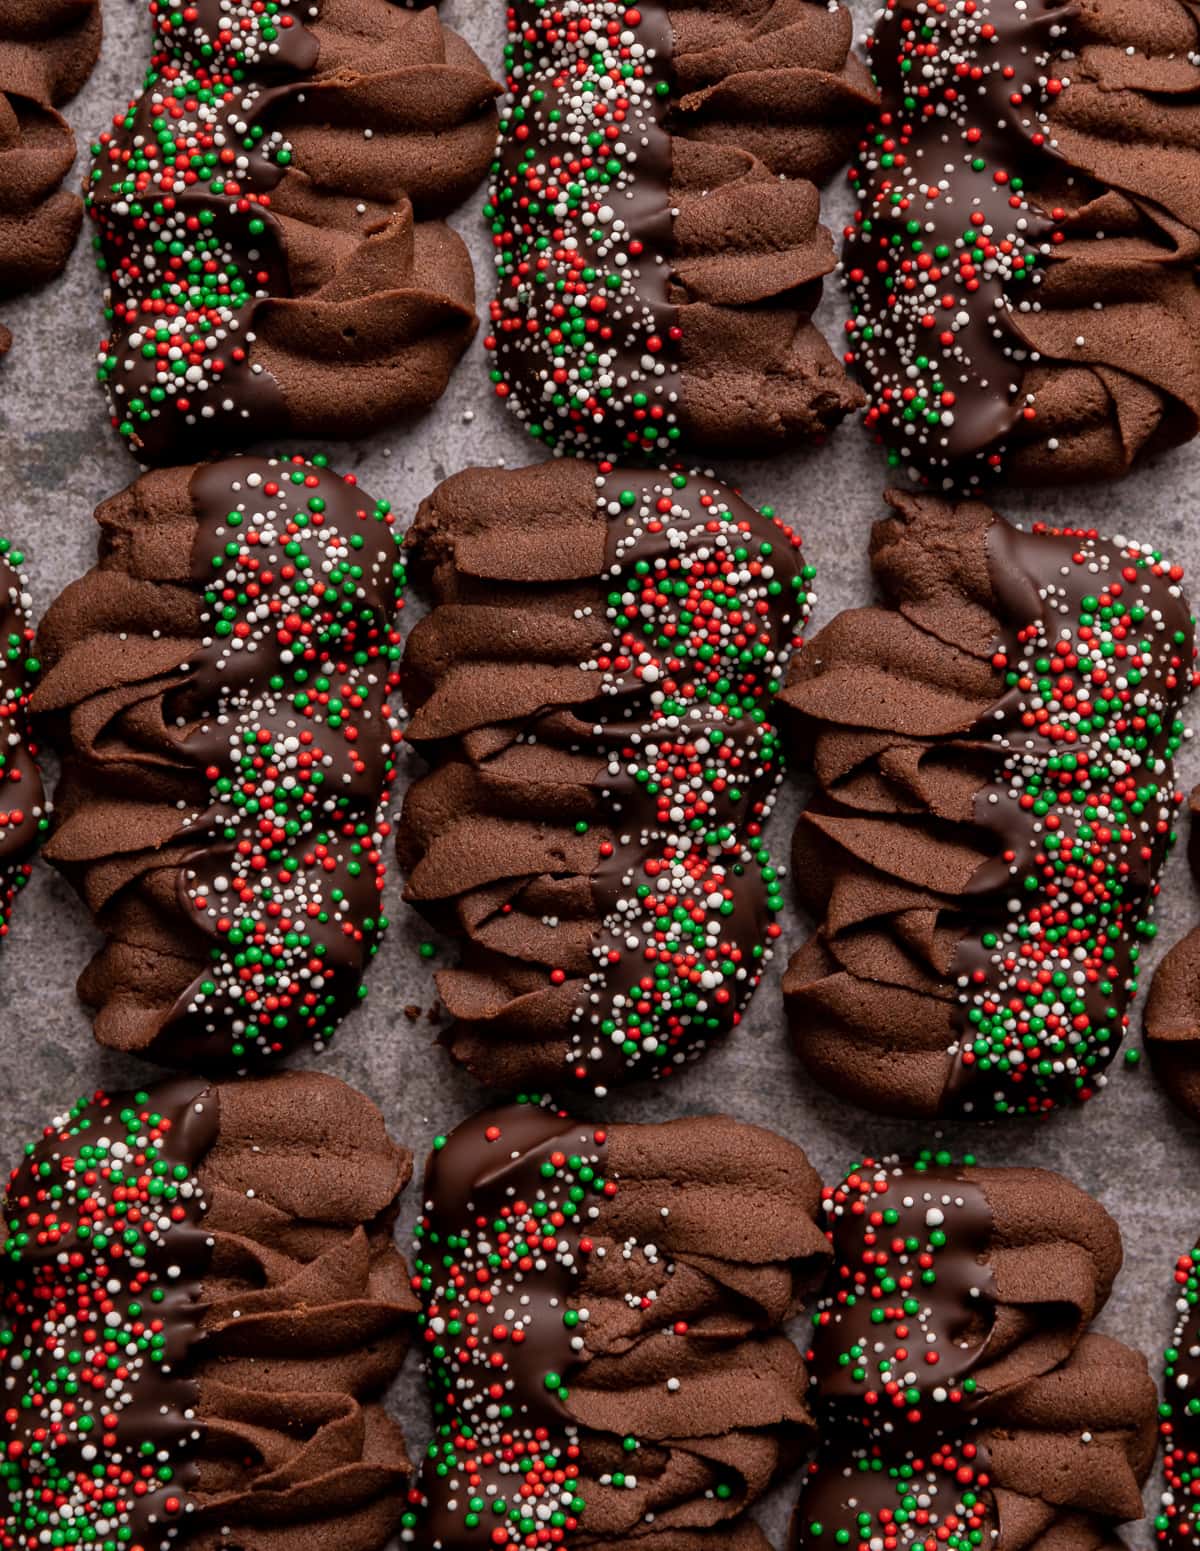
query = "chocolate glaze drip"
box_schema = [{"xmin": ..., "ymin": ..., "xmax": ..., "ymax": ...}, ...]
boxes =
[
  {"xmin": 488, "ymin": 0, "xmax": 682, "ymax": 454},
  {"xmin": 809, "ymin": 1163, "xmax": 998, "ymax": 1435},
  {"xmin": 574, "ymin": 468, "xmax": 796, "ymax": 1089},
  {"xmin": 790, "ymin": 1440, "xmax": 999, "ymax": 1551},
  {"xmin": 844, "ymin": 0, "xmax": 1200, "ymax": 485},
  {"xmin": 34, "ymin": 453, "xmax": 404, "ymax": 1069},
  {"xmin": 415, "ymin": 1103, "xmax": 607, "ymax": 1547},
  {"xmin": 88, "ymin": 7, "xmax": 292, "ymax": 456},
  {"xmin": 2, "ymin": 1078, "xmax": 217, "ymax": 1548},
  {"xmin": 782, "ymin": 492, "xmax": 1197, "ymax": 1118},
  {"xmin": 88, "ymin": 0, "xmax": 496, "ymax": 461},
  {"xmin": 164, "ymin": 457, "xmax": 400, "ymax": 1064},
  {"xmin": 844, "ymin": 0, "xmax": 1071, "ymax": 475},
  {"xmin": 945, "ymin": 518, "xmax": 1193, "ymax": 1111},
  {"xmin": 400, "ymin": 461, "xmax": 813, "ymax": 1094},
  {"xmin": 166, "ymin": 0, "xmax": 321, "ymax": 72},
  {"xmin": 0, "ymin": 543, "xmax": 45, "ymax": 933}
]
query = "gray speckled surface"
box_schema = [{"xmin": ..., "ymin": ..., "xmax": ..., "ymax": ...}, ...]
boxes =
[{"xmin": 2, "ymin": 0, "xmax": 1199, "ymax": 1544}]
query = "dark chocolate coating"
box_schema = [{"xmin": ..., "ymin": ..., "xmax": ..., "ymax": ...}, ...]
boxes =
[
  {"xmin": 1, "ymin": 1070, "xmax": 417, "ymax": 1551},
  {"xmin": 1160, "ymin": 1238, "xmax": 1200, "ymax": 1548},
  {"xmin": 33, "ymin": 454, "xmax": 404, "ymax": 1070},
  {"xmin": 485, "ymin": 0, "xmax": 874, "ymax": 455},
  {"xmin": 809, "ymin": 1158, "xmax": 1123, "ymax": 1431},
  {"xmin": 413, "ymin": 1102, "xmax": 830, "ymax": 1547},
  {"xmin": 782, "ymin": 489, "xmax": 1196, "ymax": 1118},
  {"xmin": 843, "ymin": 0, "xmax": 1200, "ymax": 485},
  {"xmin": 88, "ymin": 0, "xmax": 499, "ymax": 461},
  {"xmin": 398, "ymin": 459, "xmax": 815, "ymax": 1095},
  {"xmin": 793, "ymin": 1336, "xmax": 1157, "ymax": 1551},
  {"xmin": 0, "ymin": 0, "xmax": 100, "ymax": 354}
]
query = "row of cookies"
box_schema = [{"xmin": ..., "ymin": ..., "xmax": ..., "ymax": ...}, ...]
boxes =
[
  {"xmin": 3, "ymin": 1067, "xmax": 1187, "ymax": 1549},
  {"xmin": 2, "ymin": 468, "xmax": 1195, "ymax": 1546},
  {"xmin": 6, "ymin": 0, "xmax": 873, "ymax": 463},
  {"xmin": 0, "ymin": 448, "xmax": 1191, "ymax": 1123},
  {"xmin": 20, "ymin": 0, "xmax": 1195, "ymax": 1126},
  {"xmin": 481, "ymin": 0, "xmax": 1200, "ymax": 486},
  {"xmin": 12, "ymin": 0, "xmax": 1200, "ymax": 490}
]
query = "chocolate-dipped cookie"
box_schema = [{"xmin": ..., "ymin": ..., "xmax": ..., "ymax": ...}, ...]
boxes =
[
  {"xmin": 1, "ymin": 1070, "xmax": 417, "ymax": 1551},
  {"xmin": 484, "ymin": 0, "xmax": 876, "ymax": 455},
  {"xmin": 843, "ymin": 0, "xmax": 1200, "ymax": 486},
  {"xmin": 1145, "ymin": 789, "xmax": 1200, "ymax": 1116},
  {"xmin": 0, "ymin": 0, "xmax": 100, "ymax": 353},
  {"xmin": 412, "ymin": 1101, "xmax": 831, "ymax": 1547},
  {"xmin": 791, "ymin": 1156, "xmax": 1157, "ymax": 1551},
  {"xmin": 781, "ymin": 489, "xmax": 1197, "ymax": 1119},
  {"xmin": 89, "ymin": 0, "xmax": 499, "ymax": 463},
  {"xmin": 32, "ymin": 453, "xmax": 404, "ymax": 1070},
  {"xmin": 398, "ymin": 459, "xmax": 815, "ymax": 1095},
  {"xmin": 0, "ymin": 539, "xmax": 46, "ymax": 942}
]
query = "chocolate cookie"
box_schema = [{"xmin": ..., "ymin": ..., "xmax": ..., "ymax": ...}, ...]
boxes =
[
  {"xmin": 782, "ymin": 489, "xmax": 1197, "ymax": 1119},
  {"xmin": 398, "ymin": 459, "xmax": 815, "ymax": 1095},
  {"xmin": 0, "ymin": 540, "xmax": 46, "ymax": 941},
  {"xmin": 89, "ymin": 0, "xmax": 499, "ymax": 463},
  {"xmin": 1, "ymin": 1070, "xmax": 417, "ymax": 1551},
  {"xmin": 412, "ymin": 1100, "xmax": 830, "ymax": 1547},
  {"xmin": 843, "ymin": 0, "xmax": 1200, "ymax": 486},
  {"xmin": 1145, "ymin": 789, "xmax": 1200, "ymax": 1115},
  {"xmin": 0, "ymin": 0, "xmax": 100, "ymax": 353},
  {"xmin": 792, "ymin": 1156, "xmax": 1157, "ymax": 1551},
  {"xmin": 33, "ymin": 454, "xmax": 404, "ymax": 1070},
  {"xmin": 484, "ymin": 0, "xmax": 876, "ymax": 455}
]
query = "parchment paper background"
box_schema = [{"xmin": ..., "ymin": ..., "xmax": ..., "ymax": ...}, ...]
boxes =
[{"xmin": 1, "ymin": 1, "xmax": 1196, "ymax": 1542}]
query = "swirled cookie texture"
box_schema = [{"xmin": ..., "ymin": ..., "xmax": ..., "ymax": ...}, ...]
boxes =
[
  {"xmin": 398, "ymin": 459, "xmax": 814, "ymax": 1095},
  {"xmin": 412, "ymin": 1101, "xmax": 830, "ymax": 1548},
  {"xmin": 0, "ymin": 0, "xmax": 100, "ymax": 353},
  {"xmin": 782, "ymin": 489, "xmax": 1196, "ymax": 1119},
  {"xmin": 844, "ymin": 0, "xmax": 1200, "ymax": 486},
  {"xmin": 791, "ymin": 1156, "xmax": 1157, "ymax": 1551},
  {"xmin": 89, "ymin": 0, "xmax": 499, "ymax": 462},
  {"xmin": 485, "ymin": 0, "xmax": 876, "ymax": 455},
  {"xmin": 33, "ymin": 453, "xmax": 404, "ymax": 1070},
  {"xmin": 1145, "ymin": 789, "xmax": 1200, "ymax": 1116},
  {"xmin": 1, "ymin": 1070, "xmax": 418, "ymax": 1551}
]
